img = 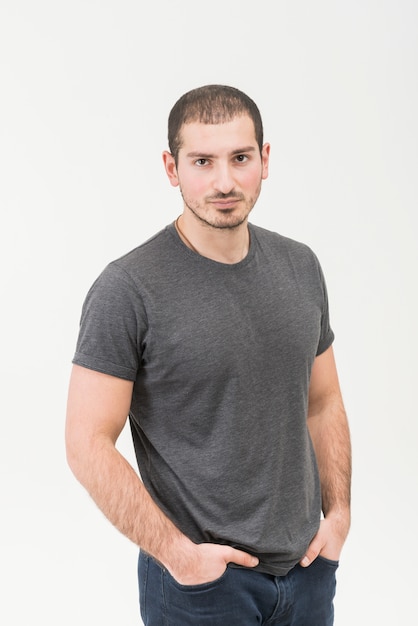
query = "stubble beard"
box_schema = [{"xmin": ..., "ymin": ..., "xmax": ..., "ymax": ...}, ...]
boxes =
[{"xmin": 180, "ymin": 187, "xmax": 261, "ymax": 231}]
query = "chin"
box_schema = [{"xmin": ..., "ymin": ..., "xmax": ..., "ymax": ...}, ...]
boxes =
[{"xmin": 200, "ymin": 208, "xmax": 251, "ymax": 230}]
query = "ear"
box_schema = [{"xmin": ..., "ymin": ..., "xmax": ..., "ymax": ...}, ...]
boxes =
[
  {"xmin": 162, "ymin": 151, "xmax": 179, "ymax": 187},
  {"xmin": 261, "ymin": 143, "xmax": 270, "ymax": 180}
]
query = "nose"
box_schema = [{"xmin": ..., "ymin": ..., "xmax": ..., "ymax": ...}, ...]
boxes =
[{"xmin": 213, "ymin": 163, "xmax": 235, "ymax": 194}]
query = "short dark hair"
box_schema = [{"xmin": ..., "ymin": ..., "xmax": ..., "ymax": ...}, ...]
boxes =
[{"xmin": 168, "ymin": 84, "xmax": 264, "ymax": 163}]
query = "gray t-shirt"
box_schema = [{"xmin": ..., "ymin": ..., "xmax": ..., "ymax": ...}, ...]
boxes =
[{"xmin": 73, "ymin": 222, "xmax": 334, "ymax": 576}]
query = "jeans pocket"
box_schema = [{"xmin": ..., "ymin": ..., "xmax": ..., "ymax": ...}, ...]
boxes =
[
  {"xmin": 164, "ymin": 565, "xmax": 231, "ymax": 592},
  {"xmin": 316, "ymin": 555, "xmax": 339, "ymax": 568}
]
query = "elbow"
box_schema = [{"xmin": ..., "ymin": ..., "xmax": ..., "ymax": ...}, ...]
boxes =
[
  {"xmin": 65, "ymin": 428, "xmax": 83, "ymax": 480},
  {"xmin": 65, "ymin": 419, "xmax": 113, "ymax": 486},
  {"xmin": 64, "ymin": 419, "xmax": 91, "ymax": 484}
]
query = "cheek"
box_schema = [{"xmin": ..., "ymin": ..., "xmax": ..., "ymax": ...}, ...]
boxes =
[
  {"xmin": 180, "ymin": 175, "xmax": 208, "ymax": 198},
  {"xmin": 242, "ymin": 170, "xmax": 263, "ymax": 192}
]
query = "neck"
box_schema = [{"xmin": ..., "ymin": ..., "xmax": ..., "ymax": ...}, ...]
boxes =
[{"xmin": 174, "ymin": 213, "xmax": 250, "ymax": 264}]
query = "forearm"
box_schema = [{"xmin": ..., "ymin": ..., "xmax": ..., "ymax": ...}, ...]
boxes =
[
  {"xmin": 308, "ymin": 397, "xmax": 351, "ymax": 529},
  {"xmin": 67, "ymin": 436, "xmax": 191, "ymax": 566}
]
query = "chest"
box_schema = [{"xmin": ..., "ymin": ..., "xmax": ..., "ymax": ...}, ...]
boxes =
[{"xmin": 140, "ymin": 263, "xmax": 323, "ymax": 382}]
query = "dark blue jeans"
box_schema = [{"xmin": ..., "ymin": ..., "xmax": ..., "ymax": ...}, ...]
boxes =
[{"xmin": 138, "ymin": 551, "xmax": 338, "ymax": 625}]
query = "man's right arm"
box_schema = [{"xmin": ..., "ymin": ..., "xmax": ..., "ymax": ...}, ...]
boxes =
[{"xmin": 65, "ymin": 364, "xmax": 258, "ymax": 583}]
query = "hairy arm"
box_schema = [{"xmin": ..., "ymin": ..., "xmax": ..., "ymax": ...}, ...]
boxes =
[
  {"xmin": 65, "ymin": 365, "xmax": 258, "ymax": 582},
  {"xmin": 301, "ymin": 346, "xmax": 352, "ymax": 565}
]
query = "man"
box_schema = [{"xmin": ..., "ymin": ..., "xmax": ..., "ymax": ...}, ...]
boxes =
[{"xmin": 66, "ymin": 84, "xmax": 351, "ymax": 625}]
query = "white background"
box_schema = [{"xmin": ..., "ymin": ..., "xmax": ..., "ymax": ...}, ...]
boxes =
[{"xmin": 1, "ymin": 1, "xmax": 417, "ymax": 624}]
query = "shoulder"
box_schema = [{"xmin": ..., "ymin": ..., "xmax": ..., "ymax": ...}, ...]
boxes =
[
  {"xmin": 93, "ymin": 225, "xmax": 180, "ymax": 289},
  {"xmin": 112, "ymin": 226, "xmax": 173, "ymax": 271},
  {"xmin": 250, "ymin": 223, "xmax": 318, "ymax": 262},
  {"xmin": 249, "ymin": 223, "xmax": 328, "ymax": 291}
]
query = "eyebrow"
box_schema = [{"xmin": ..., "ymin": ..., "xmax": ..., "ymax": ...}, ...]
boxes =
[{"xmin": 185, "ymin": 146, "xmax": 257, "ymax": 158}]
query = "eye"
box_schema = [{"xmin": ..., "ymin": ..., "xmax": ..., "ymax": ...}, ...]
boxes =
[
  {"xmin": 195, "ymin": 158, "xmax": 208, "ymax": 166},
  {"xmin": 235, "ymin": 154, "xmax": 248, "ymax": 163}
]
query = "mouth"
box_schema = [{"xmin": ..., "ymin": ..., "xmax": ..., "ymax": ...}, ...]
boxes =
[{"xmin": 209, "ymin": 198, "xmax": 241, "ymax": 210}]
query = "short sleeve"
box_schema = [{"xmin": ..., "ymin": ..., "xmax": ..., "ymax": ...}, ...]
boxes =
[{"xmin": 72, "ymin": 262, "xmax": 147, "ymax": 381}]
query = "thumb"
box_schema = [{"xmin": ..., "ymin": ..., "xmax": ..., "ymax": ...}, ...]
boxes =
[
  {"xmin": 228, "ymin": 547, "xmax": 259, "ymax": 568},
  {"xmin": 300, "ymin": 538, "xmax": 322, "ymax": 567}
]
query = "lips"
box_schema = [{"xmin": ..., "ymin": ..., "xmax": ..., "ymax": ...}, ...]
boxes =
[
  {"xmin": 209, "ymin": 196, "xmax": 242, "ymax": 209},
  {"xmin": 212, "ymin": 201, "xmax": 238, "ymax": 209}
]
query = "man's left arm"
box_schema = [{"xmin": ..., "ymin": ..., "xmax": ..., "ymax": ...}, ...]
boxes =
[{"xmin": 301, "ymin": 345, "xmax": 352, "ymax": 567}]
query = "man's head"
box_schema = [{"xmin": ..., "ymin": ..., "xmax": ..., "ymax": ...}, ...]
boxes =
[
  {"xmin": 168, "ymin": 85, "xmax": 264, "ymax": 164},
  {"xmin": 163, "ymin": 84, "xmax": 269, "ymax": 231}
]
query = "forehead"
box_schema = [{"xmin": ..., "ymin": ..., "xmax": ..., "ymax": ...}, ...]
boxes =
[{"xmin": 178, "ymin": 115, "xmax": 257, "ymax": 154}]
